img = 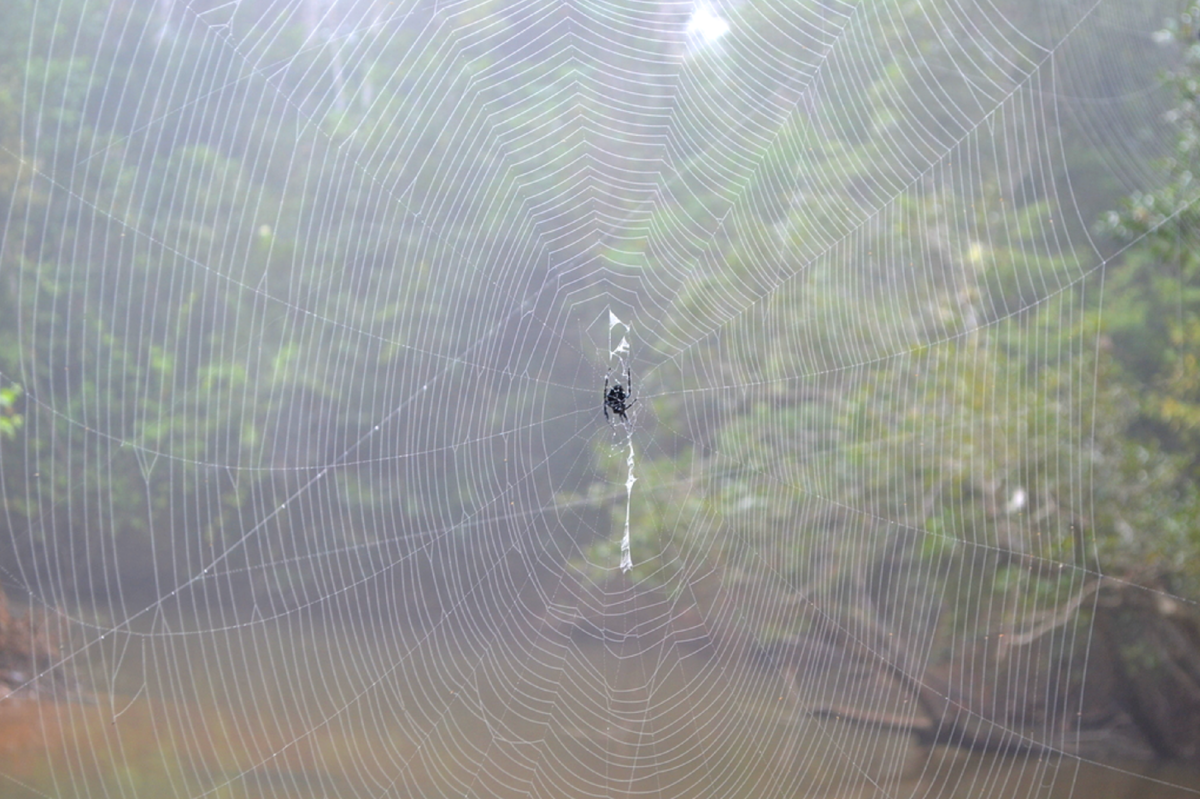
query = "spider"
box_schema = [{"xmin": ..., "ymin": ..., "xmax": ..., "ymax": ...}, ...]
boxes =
[{"xmin": 604, "ymin": 365, "xmax": 637, "ymax": 425}]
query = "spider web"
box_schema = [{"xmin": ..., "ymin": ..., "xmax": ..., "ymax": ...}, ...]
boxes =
[{"xmin": 0, "ymin": 0, "xmax": 1196, "ymax": 797}]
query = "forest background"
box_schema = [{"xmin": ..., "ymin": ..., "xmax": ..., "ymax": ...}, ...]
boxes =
[{"xmin": 2, "ymin": 0, "xmax": 1200, "ymax": 765}]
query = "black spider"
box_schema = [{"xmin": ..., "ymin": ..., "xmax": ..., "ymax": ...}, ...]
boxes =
[{"xmin": 604, "ymin": 365, "xmax": 637, "ymax": 425}]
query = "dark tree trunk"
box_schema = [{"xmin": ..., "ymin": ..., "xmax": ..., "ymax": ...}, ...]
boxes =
[{"xmin": 1096, "ymin": 583, "xmax": 1200, "ymax": 763}]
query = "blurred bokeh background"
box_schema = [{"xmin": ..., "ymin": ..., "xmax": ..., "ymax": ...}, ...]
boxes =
[{"xmin": 2, "ymin": 0, "xmax": 1200, "ymax": 796}]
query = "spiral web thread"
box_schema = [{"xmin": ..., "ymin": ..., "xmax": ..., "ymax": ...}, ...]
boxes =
[{"xmin": 0, "ymin": 0, "xmax": 1194, "ymax": 797}]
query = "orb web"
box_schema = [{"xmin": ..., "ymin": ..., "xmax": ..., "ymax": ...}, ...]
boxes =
[{"xmin": 0, "ymin": 0, "xmax": 1195, "ymax": 798}]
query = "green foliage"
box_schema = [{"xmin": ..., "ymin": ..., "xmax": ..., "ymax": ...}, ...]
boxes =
[
  {"xmin": 1080, "ymin": 5, "xmax": 1200, "ymax": 583},
  {"xmin": 0, "ymin": 0, "xmax": 1191, "ymax": 623},
  {"xmin": 578, "ymin": 0, "xmax": 1192, "ymax": 650},
  {"xmin": 0, "ymin": 384, "xmax": 21, "ymax": 439}
]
